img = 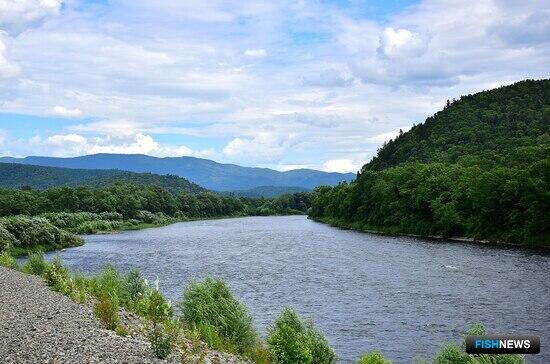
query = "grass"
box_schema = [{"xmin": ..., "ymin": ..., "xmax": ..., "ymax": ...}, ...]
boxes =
[
  {"xmin": 178, "ymin": 276, "xmax": 258, "ymax": 356},
  {"xmin": 266, "ymin": 307, "xmax": 335, "ymax": 364}
]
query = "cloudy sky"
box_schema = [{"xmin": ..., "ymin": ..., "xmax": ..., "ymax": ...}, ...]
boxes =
[{"xmin": 0, "ymin": 0, "xmax": 548, "ymax": 172}]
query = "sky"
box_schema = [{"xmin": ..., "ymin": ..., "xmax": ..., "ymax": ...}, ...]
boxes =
[{"xmin": 0, "ymin": 0, "xmax": 548, "ymax": 173}]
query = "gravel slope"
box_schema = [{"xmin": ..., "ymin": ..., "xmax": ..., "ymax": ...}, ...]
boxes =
[{"xmin": 0, "ymin": 267, "xmax": 244, "ymax": 364}]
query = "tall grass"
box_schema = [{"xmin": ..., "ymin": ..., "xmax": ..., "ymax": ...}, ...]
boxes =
[
  {"xmin": 178, "ymin": 277, "xmax": 258, "ymax": 356},
  {"xmin": 267, "ymin": 306, "xmax": 335, "ymax": 364},
  {"xmin": 357, "ymin": 351, "xmax": 392, "ymax": 364}
]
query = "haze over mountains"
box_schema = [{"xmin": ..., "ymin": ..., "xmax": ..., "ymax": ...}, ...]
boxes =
[{"xmin": 0, "ymin": 154, "xmax": 355, "ymax": 192}]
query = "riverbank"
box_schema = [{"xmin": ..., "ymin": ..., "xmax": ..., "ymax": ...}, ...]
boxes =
[
  {"xmin": 0, "ymin": 266, "xmax": 247, "ymax": 363},
  {"xmin": 308, "ymin": 216, "xmax": 550, "ymax": 251}
]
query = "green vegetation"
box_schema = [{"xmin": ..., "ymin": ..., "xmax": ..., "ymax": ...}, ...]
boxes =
[
  {"xmin": 0, "ymin": 183, "xmax": 311, "ymax": 254},
  {"xmin": 267, "ymin": 307, "xmax": 336, "ymax": 364},
  {"xmin": 0, "ymin": 215, "xmax": 84, "ymax": 254},
  {"xmin": 357, "ymin": 352, "xmax": 391, "ymax": 364},
  {"xmin": 179, "ymin": 277, "xmax": 258, "ymax": 355},
  {"xmin": 309, "ymin": 79, "xmax": 549, "ymax": 247},
  {"xmin": 0, "ymin": 162, "xmax": 205, "ymax": 193}
]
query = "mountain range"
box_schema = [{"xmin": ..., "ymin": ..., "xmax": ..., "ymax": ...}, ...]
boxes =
[{"xmin": 0, "ymin": 154, "xmax": 356, "ymax": 192}]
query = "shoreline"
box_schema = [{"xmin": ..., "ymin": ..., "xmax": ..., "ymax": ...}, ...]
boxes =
[{"xmin": 308, "ymin": 216, "xmax": 550, "ymax": 252}]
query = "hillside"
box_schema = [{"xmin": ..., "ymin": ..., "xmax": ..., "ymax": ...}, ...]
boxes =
[
  {"xmin": 366, "ymin": 79, "xmax": 549, "ymax": 171},
  {"xmin": 0, "ymin": 155, "xmax": 356, "ymax": 191},
  {"xmin": 309, "ymin": 79, "xmax": 549, "ymax": 247},
  {"xmin": 0, "ymin": 162, "xmax": 205, "ymax": 193}
]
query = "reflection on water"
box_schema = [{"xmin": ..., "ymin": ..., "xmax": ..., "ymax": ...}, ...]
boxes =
[{"xmin": 47, "ymin": 216, "xmax": 550, "ymax": 363}]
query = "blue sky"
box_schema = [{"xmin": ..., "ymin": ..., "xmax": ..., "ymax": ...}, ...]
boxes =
[{"xmin": 0, "ymin": 0, "xmax": 548, "ymax": 172}]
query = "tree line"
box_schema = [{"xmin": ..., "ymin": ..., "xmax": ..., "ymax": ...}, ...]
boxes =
[{"xmin": 309, "ymin": 79, "xmax": 549, "ymax": 247}]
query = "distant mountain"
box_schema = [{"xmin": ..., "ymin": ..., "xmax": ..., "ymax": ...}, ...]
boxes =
[
  {"xmin": 221, "ymin": 186, "xmax": 310, "ymax": 198},
  {"xmin": 0, "ymin": 162, "xmax": 205, "ymax": 193},
  {"xmin": 0, "ymin": 154, "xmax": 356, "ymax": 191}
]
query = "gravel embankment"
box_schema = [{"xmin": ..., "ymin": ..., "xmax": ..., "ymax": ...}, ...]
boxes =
[{"xmin": 0, "ymin": 267, "xmax": 245, "ymax": 364}]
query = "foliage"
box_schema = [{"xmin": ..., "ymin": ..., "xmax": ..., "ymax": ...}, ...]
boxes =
[
  {"xmin": 138, "ymin": 287, "xmax": 173, "ymax": 323},
  {"xmin": 179, "ymin": 277, "xmax": 258, "ymax": 355},
  {"xmin": 0, "ymin": 162, "xmax": 205, "ymax": 193},
  {"xmin": 0, "ymin": 215, "xmax": 83, "ymax": 253},
  {"xmin": 43, "ymin": 257, "xmax": 73, "ymax": 294},
  {"xmin": 267, "ymin": 307, "xmax": 336, "ymax": 364},
  {"xmin": 21, "ymin": 251, "xmax": 47, "ymax": 275},
  {"xmin": 146, "ymin": 320, "xmax": 178, "ymax": 359},
  {"xmin": 0, "ymin": 251, "xmax": 17, "ymax": 269},
  {"xmin": 94, "ymin": 298, "xmax": 120, "ymax": 330},
  {"xmin": 309, "ymin": 79, "xmax": 550, "ymax": 247},
  {"xmin": 357, "ymin": 352, "xmax": 392, "ymax": 364}
]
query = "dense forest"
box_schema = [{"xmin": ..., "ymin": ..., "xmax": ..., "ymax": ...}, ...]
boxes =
[
  {"xmin": 0, "ymin": 183, "xmax": 311, "ymax": 253},
  {"xmin": 0, "ymin": 162, "xmax": 205, "ymax": 193},
  {"xmin": 309, "ymin": 79, "xmax": 549, "ymax": 247}
]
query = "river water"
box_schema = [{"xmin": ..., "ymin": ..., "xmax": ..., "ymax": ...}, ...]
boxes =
[{"xmin": 46, "ymin": 216, "xmax": 549, "ymax": 363}]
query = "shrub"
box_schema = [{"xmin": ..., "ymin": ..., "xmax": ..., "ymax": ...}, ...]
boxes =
[
  {"xmin": 139, "ymin": 288, "xmax": 173, "ymax": 323},
  {"xmin": 178, "ymin": 277, "xmax": 257, "ymax": 355},
  {"xmin": 0, "ymin": 223, "xmax": 18, "ymax": 251},
  {"xmin": 21, "ymin": 251, "xmax": 47, "ymax": 275},
  {"xmin": 43, "ymin": 257, "xmax": 73, "ymax": 294},
  {"xmin": 147, "ymin": 320, "xmax": 178, "ymax": 359},
  {"xmin": 125, "ymin": 268, "xmax": 148, "ymax": 303},
  {"xmin": 0, "ymin": 251, "xmax": 17, "ymax": 269},
  {"xmin": 94, "ymin": 298, "xmax": 120, "ymax": 330},
  {"xmin": 357, "ymin": 351, "xmax": 392, "ymax": 364},
  {"xmin": 267, "ymin": 307, "xmax": 335, "ymax": 364},
  {"xmin": 1, "ymin": 215, "xmax": 83, "ymax": 250},
  {"xmin": 90, "ymin": 265, "xmax": 127, "ymax": 305}
]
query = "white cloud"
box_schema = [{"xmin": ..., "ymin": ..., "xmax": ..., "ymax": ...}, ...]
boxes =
[
  {"xmin": 0, "ymin": 32, "xmax": 20, "ymax": 78},
  {"xmin": 50, "ymin": 105, "xmax": 82, "ymax": 118},
  {"xmin": 223, "ymin": 132, "xmax": 299, "ymax": 163},
  {"xmin": 244, "ymin": 48, "xmax": 267, "ymax": 58},
  {"xmin": 378, "ymin": 27, "xmax": 428, "ymax": 59},
  {"xmin": 303, "ymin": 68, "xmax": 352, "ymax": 87},
  {"xmin": 0, "ymin": 0, "xmax": 61, "ymax": 34},
  {"xmin": 14, "ymin": 131, "xmax": 205, "ymax": 158},
  {"xmin": 322, "ymin": 159, "xmax": 359, "ymax": 173}
]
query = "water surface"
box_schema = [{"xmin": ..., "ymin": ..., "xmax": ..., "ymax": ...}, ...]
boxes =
[{"xmin": 47, "ymin": 216, "xmax": 549, "ymax": 363}]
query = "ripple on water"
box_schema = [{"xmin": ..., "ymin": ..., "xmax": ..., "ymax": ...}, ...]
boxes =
[{"xmin": 46, "ymin": 216, "xmax": 550, "ymax": 363}]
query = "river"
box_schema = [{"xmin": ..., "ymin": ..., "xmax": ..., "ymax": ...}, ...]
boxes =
[{"xmin": 46, "ymin": 216, "xmax": 549, "ymax": 363}]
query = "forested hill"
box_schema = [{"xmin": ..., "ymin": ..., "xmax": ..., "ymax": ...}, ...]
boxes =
[
  {"xmin": 309, "ymin": 79, "xmax": 549, "ymax": 247},
  {"xmin": 0, "ymin": 162, "xmax": 205, "ymax": 193},
  {"xmin": 0, "ymin": 154, "xmax": 356, "ymax": 191},
  {"xmin": 366, "ymin": 79, "xmax": 549, "ymax": 171}
]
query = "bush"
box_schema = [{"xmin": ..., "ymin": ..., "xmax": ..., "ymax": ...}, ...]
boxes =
[
  {"xmin": 21, "ymin": 251, "xmax": 47, "ymax": 275},
  {"xmin": 0, "ymin": 251, "xmax": 17, "ymax": 269},
  {"xmin": 139, "ymin": 288, "xmax": 173, "ymax": 323},
  {"xmin": 179, "ymin": 277, "xmax": 257, "ymax": 355},
  {"xmin": 94, "ymin": 298, "xmax": 120, "ymax": 330},
  {"xmin": 147, "ymin": 321, "xmax": 178, "ymax": 359},
  {"xmin": 125, "ymin": 268, "xmax": 148, "ymax": 303},
  {"xmin": 357, "ymin": 351, "xmax": 392, "ymax": 364},
  {"xmin": 1, "ymin": 215, "xmax": 83, "ymax": 251},
  {"xmin": 0, "ymin": 223, "xmax": 18, "ymax": 251},
  {"xmin": 267, "ymin": 307, "xmax": 335, "ymax": 364},
  {"xmin": 43, "ymin": 257, "xmax": 73, "ymax": 294}
]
